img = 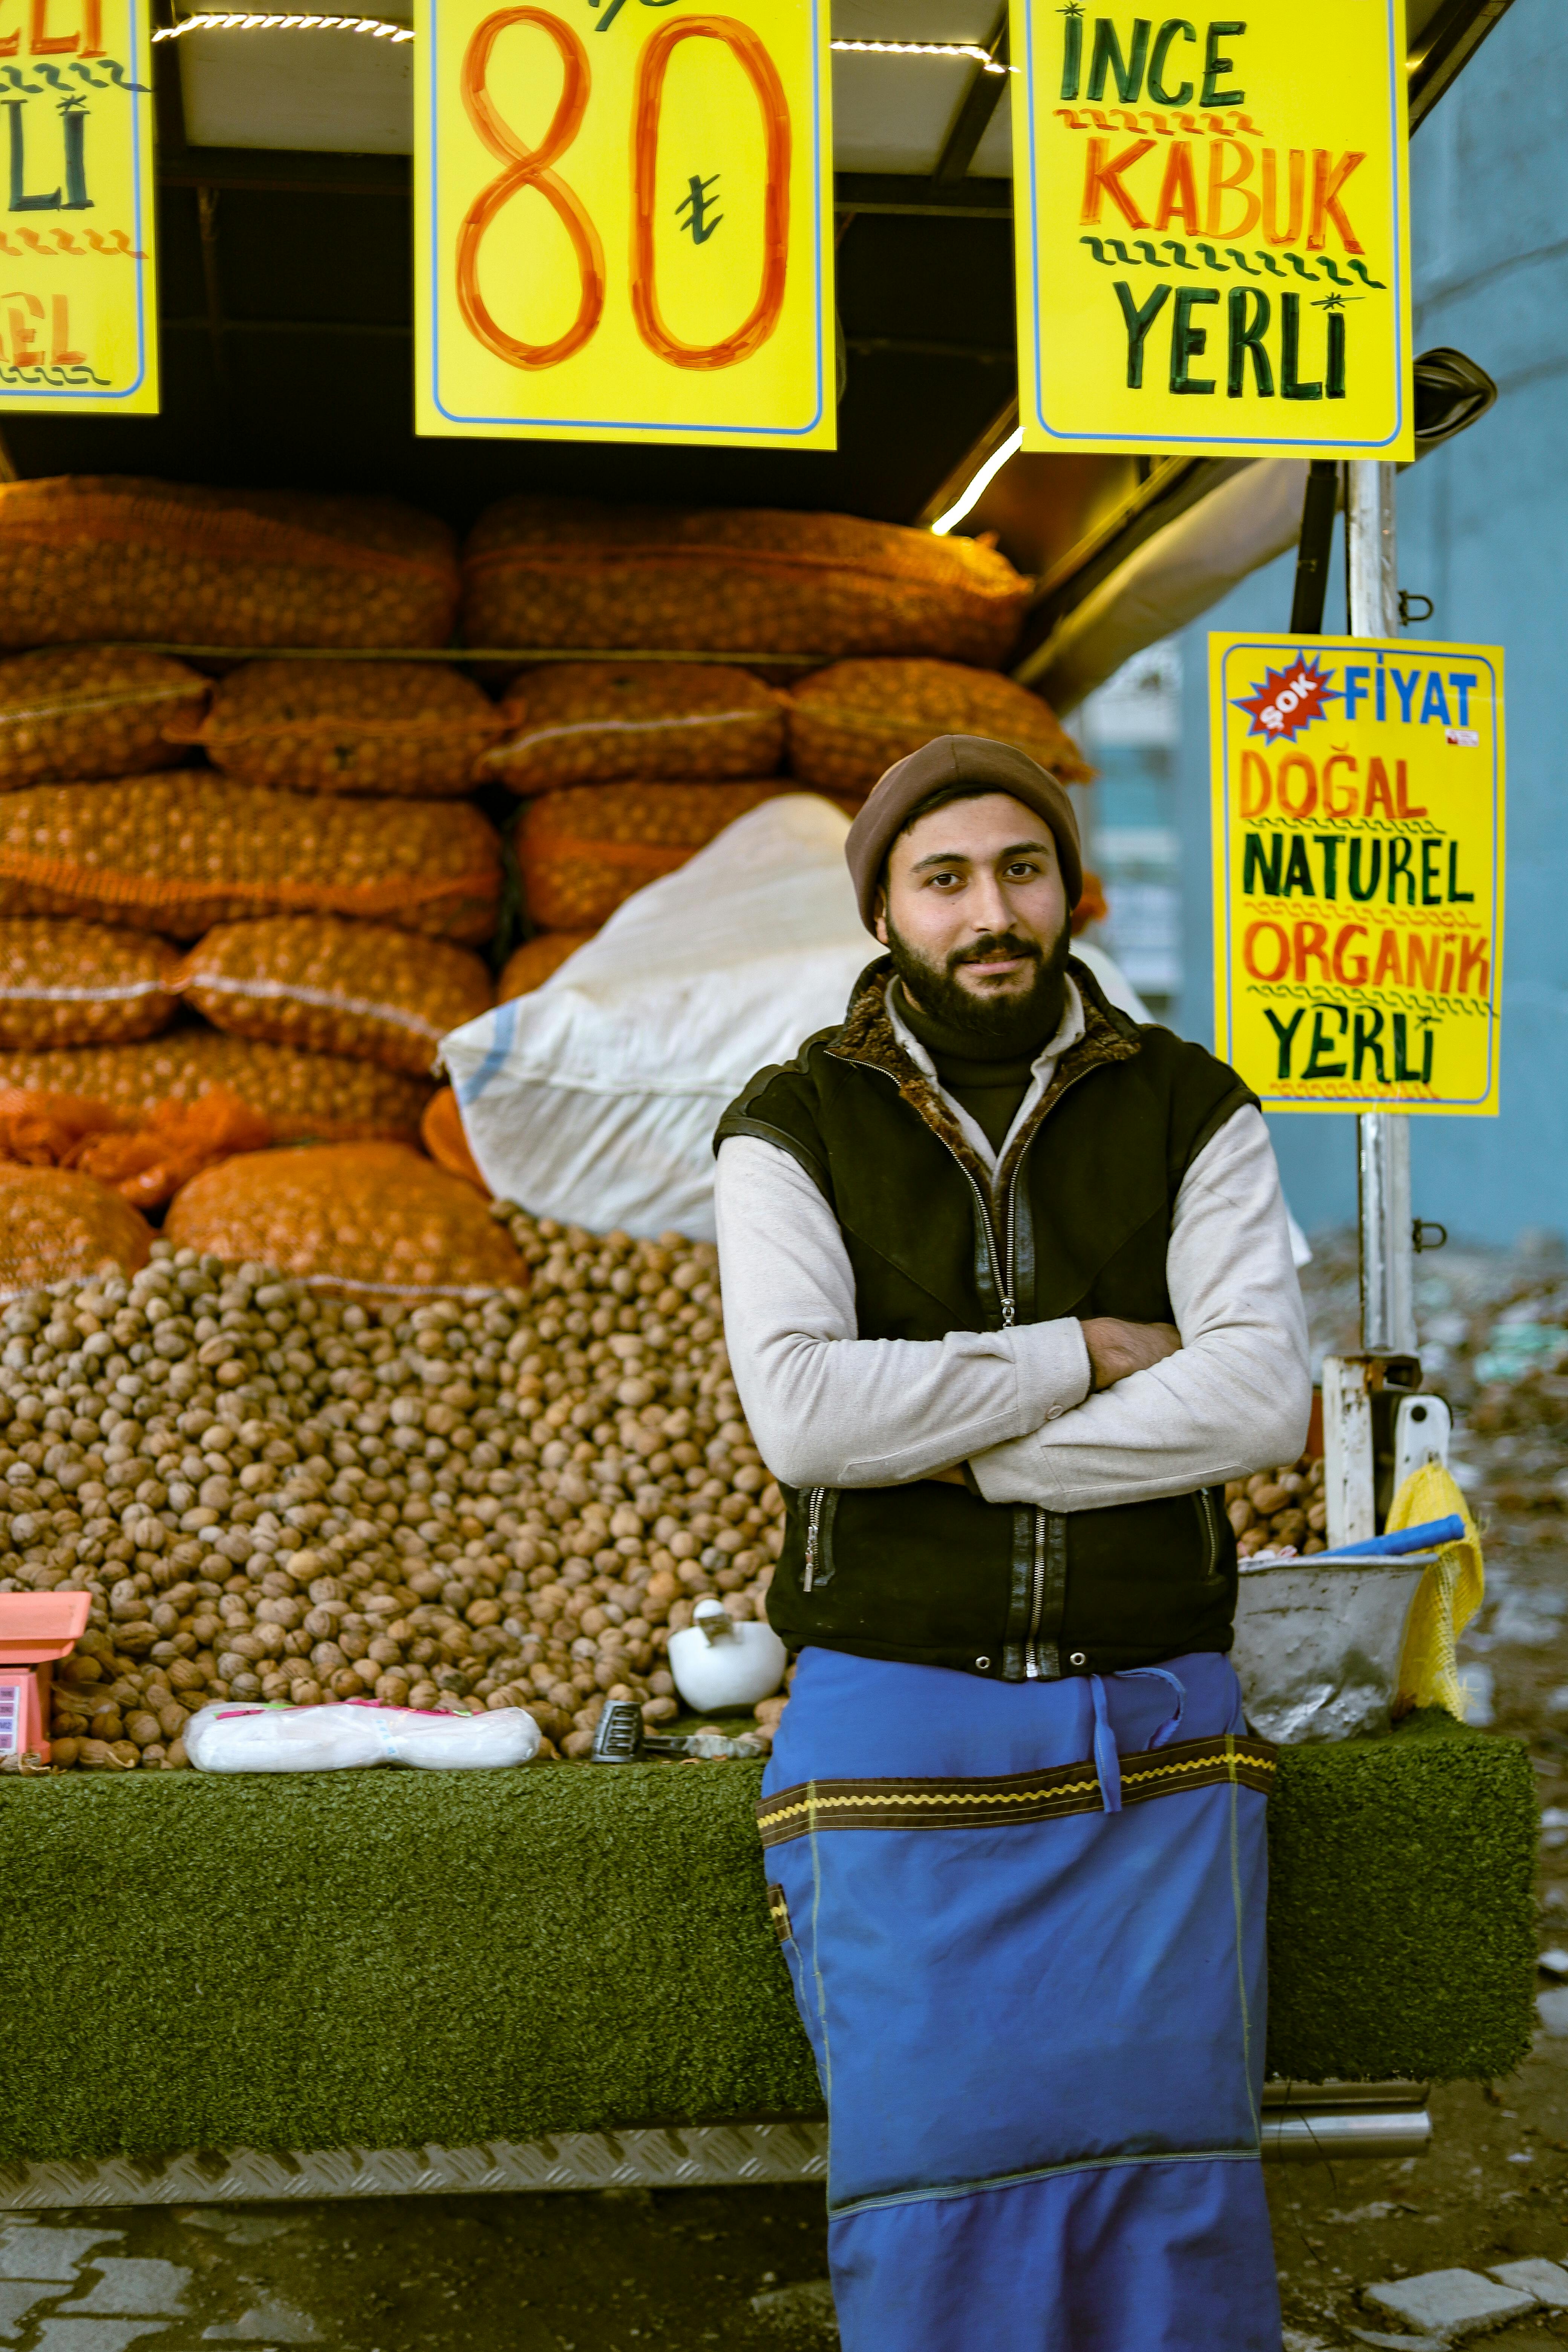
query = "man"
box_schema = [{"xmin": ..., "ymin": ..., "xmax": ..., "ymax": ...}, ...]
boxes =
[{"xmin": 713, "ymin": 735, "xmax": 1309, "ymax": 2351}]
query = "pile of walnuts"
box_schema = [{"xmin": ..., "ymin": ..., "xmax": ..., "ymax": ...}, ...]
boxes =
[
  {"xmin": 1225, "ymin": 1456, "xmax": 1328, "ymax": 1557},
  {"xmin": 0, "ymin": 1205, "xmax": 778, "ymax": 1767}
]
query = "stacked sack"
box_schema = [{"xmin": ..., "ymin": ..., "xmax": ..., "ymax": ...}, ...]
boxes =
[
  {"xmin": 0, "ymin": 485, "xmax": 504, "ymax": 1253},
  {"xmin": 461, "ymin": 499, "xmax": 1092, "ymax": 1004}
]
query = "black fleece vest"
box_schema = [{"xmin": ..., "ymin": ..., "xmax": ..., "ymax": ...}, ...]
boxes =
[{"xmin": 714, "ymin": 958, "xmax": 1258, "ymax": 1682}]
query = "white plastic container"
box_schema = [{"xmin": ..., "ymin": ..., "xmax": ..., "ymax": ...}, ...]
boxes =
[
  {"xmin": 185, "ymin": 1699, "xmax": 541, "ymax": 1773},
  {"xmin": 668, "ymin": 1600, "xmax": 787, "ymax": 1715}
]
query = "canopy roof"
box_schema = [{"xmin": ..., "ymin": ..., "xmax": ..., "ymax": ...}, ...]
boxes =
[{"xmin": 0, "ymin": 0, "xmax": 1514, "ymax": 694}]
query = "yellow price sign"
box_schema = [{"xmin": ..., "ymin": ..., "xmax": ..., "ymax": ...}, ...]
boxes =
[
  {"xmin": 1009, "ymin": 2, "xmax": 1412, "ymax": 459},
  {"xmin": 0, "ymin": 0, "xmax": 157, "ymax": 414},
  {"xmin": 415, "ymin": 0, "xmax": 834, "ymax": 447},
  {"xmin": 1211, "ymin": 632, "xmax": 1505, "ymax": 1115}
]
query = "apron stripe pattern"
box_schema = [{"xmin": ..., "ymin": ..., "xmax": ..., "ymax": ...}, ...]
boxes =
[{"xmin": 759, "ymin": 1646, "xmax": 1284, "ymax": 2352}]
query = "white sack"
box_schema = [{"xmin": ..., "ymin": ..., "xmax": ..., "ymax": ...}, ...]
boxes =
[
  {"xmin": 441, "ymin": 790, "xmax": 1214, "ymax": 1245},
  {"xmin": 442, "ymin": 794, "xmax": 872, "ymax": 1242}
]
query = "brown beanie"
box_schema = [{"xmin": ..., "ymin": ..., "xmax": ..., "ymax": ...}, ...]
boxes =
[{"xmin": 844, "ymin": 734, "xmax": 1083, "ymax": 934}]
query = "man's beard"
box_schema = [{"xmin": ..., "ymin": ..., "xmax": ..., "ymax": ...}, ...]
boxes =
[{"xmin": 884, "ymin": 914, "xmax": 1073, "ymax": 1053}]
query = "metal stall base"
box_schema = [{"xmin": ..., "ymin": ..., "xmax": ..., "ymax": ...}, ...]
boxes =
[{"xmin": 0, "ymin": 2090, "xmax": 1430, "ymax": 2208}]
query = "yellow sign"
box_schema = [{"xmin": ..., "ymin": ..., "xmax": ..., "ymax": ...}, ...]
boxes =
[
  {"xmin": 415, "ymin": 0, "xmax": 834, "ymax": 447},
  {"xmin": 0, "ymin": 0, "xmax": 157, "ymax": 413},
  {"xmin": 1010, "ymin": 2, "xmax": 1412, "ymax": 459},
  {"xmin": 1211, "ymin": 633, "xmax": 1504, "ymax": 1115}
]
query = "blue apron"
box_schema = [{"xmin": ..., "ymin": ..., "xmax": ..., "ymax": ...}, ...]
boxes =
[{"xmin": 758, "ymin": 1646, "xmax": 1282, "ymax": 2352}]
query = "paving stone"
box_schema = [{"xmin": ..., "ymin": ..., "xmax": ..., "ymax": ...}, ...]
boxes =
[
  {"xmin": 1535, "ymin": 1988, "xmax": 1568, "ymax": 2037},
  {"xmin": 70, "ymin": 2262, "xmax": 190, "ymax": 2317},
  {"xmin": 1363, "ymin": 2267, "xmax": 1538, "ymax": 2340},
  {"xmin": 176, "ymin": 2216, "xmax": 297, "ymax": 2248},
  {"xmin": 750, "ymin": 2279, "xmax": 838, "ymax": 2330},
  {"xmin": 29, "ymin": 2324, "xmax": 167, "ymax": 2352},
  {"xmin": 0, "ymin": 2231, "xmax": 122, "ymax": 2282},
  {"xmin": 1489, "ymin": 2257, "xmax": 1568, "ymax": 2308},
  {"xmin": 0, "ymin": 2278, "xmax": 60, "ymax": 2338},
  {"xmin": 202, "ymin": 2303, "xmax": 319, "ymax": 2343}
]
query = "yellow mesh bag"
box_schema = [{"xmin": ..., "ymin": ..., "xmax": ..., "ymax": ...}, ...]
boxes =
[
  {"xmin": 0, "ymin": 775, "xmax": 502, "ymax": 944},
  {"xmin": 496, "ymin": 929, "xmax": 596, "ymax": 1000},
  {"xmin": 477, "ymin": 662, "xmax": 786, "ymax": 793},
  {"xmin": 0, "ymin": 919, "xmax": 181, "ymax": 1047},
  {"xmin": 519, "ymin": 780, "xmax": 790, "ymax": 931},
  {"xmin": 0, "ymin": 1164, "xmax": 152, "ymax": 1297},
  {"xmin": 0, "ymin": 647, "xmax": 210, "ymax": 791},
  {"xmin": 0, "ymin": 1034, "xmax": 433, "ymax": 1144},
  {"xmin": 0, "ymin": 477, "xmax": 459, "ymax": 651},
  {"xmin": 1390, "ymin": 1460, "xmax": 1486, "ymax": 1720},
  {"xmin": 786, "ymin": 658, "xmax": 1095, "ymax": 797},
  {"xmin": 461, "ymin": 499, "xmax": 1031, "ymax": 667},
  {"xmin": 188, "ymin": 659, "xmax": 504, "ymax": 797},
  {"xmin": 164, "ymin": 1142, "xmax": 528, "ymax": 1298},
  {"xmin": 178, "ymin": 916, "xmax": 494, "ymax": 1075}
]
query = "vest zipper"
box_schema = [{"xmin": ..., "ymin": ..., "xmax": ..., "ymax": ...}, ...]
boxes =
[
  {"xmin": 802, "ymin": 1487, "xmax": 824, "ymax": 1591},
  {"xmin": 1024, "ymin": 1508, "xmax": 1046, "ymax": 1677}
]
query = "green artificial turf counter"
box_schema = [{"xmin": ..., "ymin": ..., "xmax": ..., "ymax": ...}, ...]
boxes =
[{"xmin": 0, "ymin": 1712, "xmax": 1537, "ymax": 2167}]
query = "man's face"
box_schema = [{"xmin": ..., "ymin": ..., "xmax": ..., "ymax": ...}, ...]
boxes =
[{"xmin": 874, "ymin": 792, "xmax": 1071, "ymax": 1029}]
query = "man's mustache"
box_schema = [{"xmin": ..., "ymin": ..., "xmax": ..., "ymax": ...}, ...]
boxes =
[{"xmin": 948, "ymin": 933, "xmax": 1043, "ymax": 973}]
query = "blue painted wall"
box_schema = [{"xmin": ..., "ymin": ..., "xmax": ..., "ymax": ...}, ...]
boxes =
[{"xmin": 1173, "ymin": 0, "xmax": 1566, "ymax": 1246}]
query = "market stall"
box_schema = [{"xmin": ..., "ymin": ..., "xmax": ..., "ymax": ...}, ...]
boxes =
[{"xmin": 0, "ymin": 0, "xmax": 1537, "ymax": 2202}]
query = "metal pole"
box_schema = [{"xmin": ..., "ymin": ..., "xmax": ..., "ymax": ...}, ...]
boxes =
[{"xmin": 1345, "ymin": 461, "xmax": 1417, "ymax": 1358}]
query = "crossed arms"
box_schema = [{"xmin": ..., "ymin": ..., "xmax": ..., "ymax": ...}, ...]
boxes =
[{"xmin": 713, "ymin": 1104, "xmax": 1312, "ymax": 1515}]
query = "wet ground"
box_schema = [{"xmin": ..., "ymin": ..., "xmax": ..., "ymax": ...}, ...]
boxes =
[{"xmin": 3, "ymin": 1233, "xmax": 1566, "ymax": 2347}]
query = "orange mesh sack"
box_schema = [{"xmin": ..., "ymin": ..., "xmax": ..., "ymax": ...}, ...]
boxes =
[
  {"xmin": 519, "ymin": 781, "xmax": 789, "ymax": 931},
  {"xmin": 497, "ymin": 929, "xmax": 595, "ymax": 1000},
  {"xmin": 476, "ymin": 662, "xmax": 786, "ymax": 793},
  {"xmin": 0, "ymin": 1035, "xmax": 433, "ymax": 1144},
  {"xmin": 461, "ymin": 499, "xmax": 1032, "ymax": 668},
  {"xmin": 0, "ymin": 775, "xmax": 502, "ymax": 944},
  {"xmin": 421, "ymin": 1087, "xmax": 488, "ymax": 1191},
  {"xmin": 0, "ymin": 919, "xmax": 181, "ymax": 1047},
  {"xmin": 165, "ymin": 1142, "xmax": 528, "ymax": 1298},
  {"xmin": 0, "ymin": 647, "xmax": 209, "ymax": 790},
  {"xmin": 0, "ymin": 1164, "xmax": 152, "ymax": 1296},
  {"xmin": 70, "ymin": 1090, "xmax": 274, "ymax": 1213},
  {"xmin": 178, "ymin": 917, "xmax": 493, "ymax": 1075},
  {"xmin": 786, "ymin": 659, "xmax": 1095, "ymax": 796},
  {"xmin": 0, "ymin": 477, "xmax": 459, "ymax": 651},
  {"xmin": 190, "ymin": 659, "xmax": 504, "ymax": 797}
]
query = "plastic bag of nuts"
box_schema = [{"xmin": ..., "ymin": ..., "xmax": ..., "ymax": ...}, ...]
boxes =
[
  {"xmin": 518, "ymin": 780, "xmax": 792, "ymax": 931},
  {"xmin": 0, "ymin": 477, "xmax": 460, "ymax": 651},
  {"xmin": 0, "ymin": 919, "xmax": 182, "ymax": 1047},
  {"xmin": 177, "ymin": 917, "xmax": 494, "ymax": 1075},
  {"xmin": 164, "ymin": 1143, "xmax": 530, "ymax": 1298},
  {"xmin": 476, "ymin": 662, "xmax": 786, "ymax": 794},
  {"xmin": 0, "ymin": 1164, "xmax": 152, "ymax": 1297},
  {"xmin": 496, "ymin": 930, "xmax": 595, "ymax": 1001},
  {"xmin": 188, "ymin": 660, "xmax": 504, "ymax": 798},
  {"xmin": 0, "ymin": 647, "xmax": 209, "ymax": 791},
  {"xmin": 461, "ymin": 498, "xmax": 1032, "ymax": 666},
  {"xmin": 0, "ymin": 1033, "xmax": 434, "ymax": 1143},
  {"xmin": 786, "ymin": 658, "xmax": 1095, "ymax": 798},
  {"xmin": 0, "ymin": 774, "xmax": 503, "ymax": 943}
]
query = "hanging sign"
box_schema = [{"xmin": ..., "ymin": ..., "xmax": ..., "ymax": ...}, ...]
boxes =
[
  {"xmin": 0, "ymin": 0, "xmax": 157, "ymax": 413},
  {"xmin": 1211, "ymin": 633, "xmax": 1504, "ymax": 1116},
  {"xmin": 415, "ymin": 0, "xmax": 834, "ymax": 447},
  {"xmin": 1009, "ymin": 1, "xmax": 1412, "ymax": 459}
]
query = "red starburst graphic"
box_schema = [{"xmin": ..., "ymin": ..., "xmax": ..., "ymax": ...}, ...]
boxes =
[{"xmin": 1234, "ymin": 653, "xmax": 1340, "ymax": 743}]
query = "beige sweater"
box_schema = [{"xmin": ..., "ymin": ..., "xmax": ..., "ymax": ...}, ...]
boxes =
[{"xmin": 714, "ymin": 991, "xmax": 1311, "ymax": 1512}]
